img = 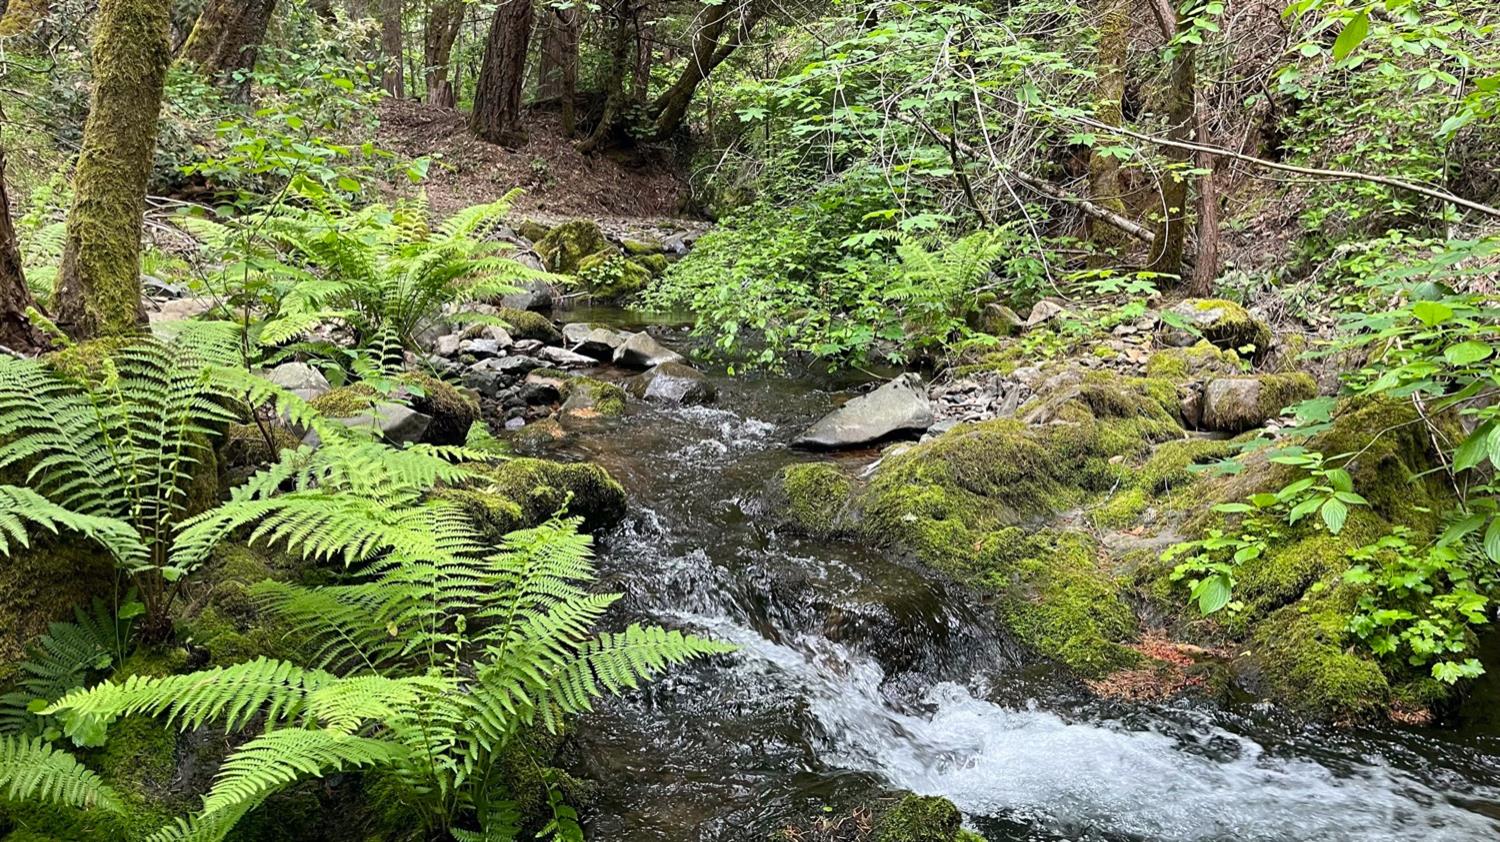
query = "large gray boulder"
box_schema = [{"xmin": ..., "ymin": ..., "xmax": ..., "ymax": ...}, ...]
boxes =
[
  {"xmin": 626, "ymin": 362, "xmax": 715, "ymax": 405},
  {"xmin": 575, "ymin": 327, "xmax": 631, "ymax": 360},
  {"xmin": 264, "ymin": 362, "xmax": 329, "ymax": 402},
  {"xmin": 1160, "ymin": 298, "xmax": 1272, "ymax": 355},
  {"xmin": 793, "ymin": 374, "xmax": 934, "ymax": 449},
  {"xmin": 612, "ymin": 332, "xmax": 685, "ymax": 369},
  {"xmin": 304, "ymin": 403, "xmax": 432, "ymax": 447}
]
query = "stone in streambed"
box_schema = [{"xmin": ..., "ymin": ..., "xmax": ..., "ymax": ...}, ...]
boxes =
[
  {"xmin": 537, "ymin": 345, "xmax": 598, "ymax": 368},
  {"xmin": 264, "ymin": 361, "xmax": 329, "ymax": 402},
  {"xmin": 574, "ymin": 326, "xmax": 631, "ymax": 360},
  {"xmin": 793, "ymin": 374, "xmax": 933, "ymax": 449},
  {"xmin": 625, "ymin": 362, "xmax": 715, "ymax": 405},
  {"xmin": 1200, "ymin": 373, "xmax": 1317, "ymax": 433},
  {"xmin": 612, "ymin": 332, "xmax": 685, "ymax": 369}
]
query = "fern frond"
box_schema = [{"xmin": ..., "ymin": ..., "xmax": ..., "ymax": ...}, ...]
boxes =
[
  {"xmin": 0, "ymin": 735, "xmax": 122, "ymax": 812},
  {"xmin": 539, "ymin": 625, "xmax": 736, "ymax": 725},
  {"xmin": 192, "ymin": 729, "xmax": 403, "ymax": 826},
  {"xmin": 0, "ymin": 485, "xmax": 146, "ymax": 567}
]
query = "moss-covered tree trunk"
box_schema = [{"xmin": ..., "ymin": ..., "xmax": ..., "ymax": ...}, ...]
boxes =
[
  {"xmin": 53, "ymin": 0, "xmax": 172, "ymax": 340},
  {"xmin": 178, "ymin": 0, "xmax": 278, "ymax": 100},
  {"xmin": 0, "ymin": 0, "xmax": 46, "ymax": 37},
  {"xmin": 1087, "ymin": 0, "xmax": 1131, "ymax": 266},
  {"xmin": 470, "ymin": 0, "xmax": 534, "ymax": 146},
  {"xmin": 0, "ymin": 145, "xmax": 43, "ymax": 353},
  {"xmin": 380, "ymin": 0, "xmax": 406, "ymax": 98},
  {"xmin": 1145, "ymin": 0, "xmax": 1207, "ymax": 283},
  {"xmin": 423, "ymin": 0, "xmax": 462, "ymax": 107}
]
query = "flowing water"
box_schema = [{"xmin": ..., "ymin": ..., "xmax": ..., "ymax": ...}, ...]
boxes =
[{"xmin": 540, "ymin": 309, "xmax": 1500, "ymax": 842}]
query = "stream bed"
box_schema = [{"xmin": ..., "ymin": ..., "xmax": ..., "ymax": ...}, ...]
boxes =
[{"xmin": 537, "ymin": 309, "xmax": 1500, "ymax": 842}]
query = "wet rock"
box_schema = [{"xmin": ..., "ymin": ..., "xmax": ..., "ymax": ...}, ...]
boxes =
[
  {"xmin": 1160, "ymin": 298, "xmax": 1272, "ymax": 356},
  {"xmin": 625, "ymin": 361, "xmax": 716, "ymax": 405},
  {"xmin": 518, "ymin": 380, "xmax": 561, "ymax": 405},
  {"xmin": 561, "ymin": 322, "xmax": 597, "ymax": 345},
  {"xmin": 499, "ymin": 278, "xmax": 555, "ymax": 312},
  {"xmin": 537, "ymin": 345, "xmax": 597, "ymax": 368},
  {"xmin": 462, "ymin": 355, "xmax": 545, "ymax": 397},
  {"xmin": 576, "ymin": 327, "xmax": 631, "ymax": 360},
  {"xmin": 560, "ymin": 376, "xmax": 627, "ymax": 421},
  {"xmin": 662, "ymin": 230, "xmax": 700, "ymax": 254},
  {"xmin": 264, "ymin": 362, "xmax": 329, "ymax": 402},
  {"xmin": 325, "ymin": 403, "xmax": 432, "ymax": 445},
  {"xmin": 793, "ymin": 374, "xmax": 933, "ymax": 449},
  {"xmin": 513, "ymin": 339, "xmax": 545, "ymax": 354},
  {"xmin": 1201, "ymin": 373, "xmax": 1317, "ymax": 433},
  {"xmin": 612, "ymin": 332, "xmax": 685, "ymax": 369},
  {"xmin": 459, "ymin": 337, "xmax": 505, "ymax": 359}
]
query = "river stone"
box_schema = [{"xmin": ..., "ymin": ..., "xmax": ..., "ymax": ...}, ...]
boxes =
[
  {"xmin": 612, "ymin": 332, "xmax": 685, "ymax": 369},
  {"xmin": 459, "ymin": 338, "xmax": 505, "ymax": 359},
  {"xmin": 576, "ymin": 327, "xmax": 631, "ymax": 360},
  {"xmin": 264, "ymin": 362, "xmax": 329, "ymax": 402},
  {"xmin": 537, "ymin": 345, "xmax": 597, "ymax": 368},
  {"xmin": 309, "ymin": 403, "xmax": 431, "ymax": 446},
  {"xmin": 561, "ymin": 322, "xmax": 597, "ymax": 345},
  {"xmin": 499, "ymin": 278, "xmax": 555, "ymax": 312},
  {"xmin": 1025, "ymin": 298, "xmax": 1070, "ymax": 328},
  {"xmin": 1201, "ymin": 374, "xmax": 1316, "ymax": 432},
  {"xmin": 1160, "ymin": 298, "xmax": 1272, "ymax": 355},
  {"xmin": 433, "ymin": 334, "xmax": 462, "ymax": 357},
  {"xmin": 626, "ymin": 362, "xmax": 716, "ymax": 405},
  {"xmin": 972, "ymin": 303, "xmax": 1024, "ymax": 336},
  {"xmin": 793, "ymin": 374, "xmax": 933, "ymax": 449}
]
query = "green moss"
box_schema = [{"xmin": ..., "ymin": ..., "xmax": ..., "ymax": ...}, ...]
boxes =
[
  {"xmin": 622, "ymin": 238, "xmax": 662, "ymax": 255},
  {"xmin": 432, "ymin": 486, "xmax": 528, "ymax": 538},
  {"xmin": 307, "ymin": 385, "xmax": 377, "ymax": 418},
  {"xmin": 1145, "ymin": 340, "xmax": 1238, "ymax": 382},
  {"xmin": 1310, "ymin": 397, "xmax": 1457, "ymax": 531},
  {"xmin": 1134, "ymin": 437, "xmax": 1238, "ymax": 495},
  {"xmin": 219, "ymin": 422, "xmax": 300, "ymax": 475},
  {"xmin": 1186, "ymin": 298, "xmax": 1272, "ymax": 354},
  {"xmin": 516, "ymin": 220, "xmax": 551, "ymax": 243},
  {"xmin": 991, "ymin": 532, "xmax": 1140, "ymax": 677},
  {"xmin": 1255, "ymin": 373, "xmax": 1317, "ymax": 419},
  {"xmin": 1093, "ymin": 487, "xmax": 1148, "ymax": 530},
  {"xmin": 535, "ymin": 220, "xmax": 612, "ymax": 273},
  {"xmin": 1252, "ymin": 590, "xmax": 1388, "ymax": 719},
  {"xmin": 875, "ymin": 795, "xmax": 962, "ymax": 842},
  {"xmin": 576, "ymin": 252, "xmax": 652, "ymax": 301},
  {"xmin": 404, "ymin": 372, "xmax": 479, "ymax": 446},
  {"xmin": 780, "ymin": 463, "xmax": 854, "ymax": 536},
  {"xmin": 1234, "ymin": 510, "xmax": 1387, "ymax": 624},
  {"xmin": 0, "ymin": 537, "xmax": 114, "ymax": 671},
  {"xmin": 636, "ymin": 253, "xmax": 670, "ymax": 277},
  {"xmin": 497, "ymin": 307, "xmax": 563, "ymax": 343},
  {"xmin": 464, "ymin": 457, "xmax": 627, "ymax": 532},
  {"xmin": 42, "ymin": 337, "xmax": 134, "ymax": 386},
  {"xmin": 560, "ymin": 376, "xmax": 626, "ymax": 418}
]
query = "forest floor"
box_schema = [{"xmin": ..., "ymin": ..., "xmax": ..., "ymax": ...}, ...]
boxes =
[{"xmin": 376, "ymin": 99, "xmax": 693, "ymax": 221}]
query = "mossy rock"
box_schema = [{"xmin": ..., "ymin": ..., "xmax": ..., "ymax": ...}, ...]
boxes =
[
  {"xmin": 219, "ymin": 422, "xmax": 301, "ymax": 483},
  {"xmin": 404, "ymin": 372, "xmax": 480, "ymax": 446},
  {"xmin": 178, "ymin": 545, "xmax": 292, "ymax": 665},
  {"xmin": 516, "ymin": 219, "xmax": 552, "ymax": 243},
  {"xmin": 41, "ymin": 337, "xmax": 135, "ymax": 388},
  {"xmin": 0, "ymin": 535, "xmax": 114, "ymax": 673},
  {"xmin": 308, "ymin": 385, "xmax": 377, "ymax": 418},
  {"xmin": 1165, "ymin": 298, "xmax": 1272, "ymax": 357},
  {"xmin": 635, "ymin": 253, "xmax": 670, "ymax": 278},
  {"xmin": 535, "ymin": 220, "xmax": 612, "ymax": 273},
  {"xmin": 1251, "ymin": 589, "xmax": 1389, "ymax": 719},
  {"xmin": 1145, "ymin": 340, "xmax": 1241, "ymax": 383},
  {"xmin": 576, "ymin": 252, "xmax": 653, "ymax": 302},
  {"xmin": 497, "ymin": 307, "xmax": 563, "ymax": 343},
  {"xmin": 874, "ymin": 795, "xmax": 964, "ymax": 842},
  {"xmin": 779, "ymin": 463, "xmax": 855, "ymax": 537},
  {"xmin": 559, "ymin": 375, "xmax": 627, "ymax": 420},
  {"xmin": 1309, "ymin": 397, "xmax": 1458, "ymax": 532},
  {"xmin": 458, "ymin": 457, "xmax": 627, "ymax": 533},
  {"xmin": 622, "ymin": 237, "xmax": 663, "ymax": 255}
]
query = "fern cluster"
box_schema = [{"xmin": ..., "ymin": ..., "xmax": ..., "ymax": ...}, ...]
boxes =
[
  {"xmin": 45, "ymin": 479, "xmax": 731, "ymax": 840},
  {"xmin": 180, "ymin": 188, "xmax": 563, "ymax": 366}
]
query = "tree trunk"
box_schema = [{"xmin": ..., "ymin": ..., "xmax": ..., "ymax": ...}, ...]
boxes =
[
  {"xmin": 632, "ymin": 18, "xmax": 653, "ymax": 103},
  {"xmin": 645, "ymin": 2, "xmax": 759, "ymax": 141},
  {"xmin": 178, "ymin": 0, "xmax": 278, "ymax": 100},
  {"xmin": 381, "ymin": 0, "xmax": 405, "ymax": 98},
  {"xmin": 537, "ymin": 5, "xmax": 580, "ymax": 134},
  {"xmin": 1146, "ymin": 0, "xmax": 1218, "ymax": 286},
  {"xmin": 0, "ymin": 146, "xmax": 43, "ymax": 353},
  {"xmin": 470, "ymin": 0, "xmax": 534, "ymax": 146},
  {"xmin": 1086, "ymin": 0, "xmax": 1131, "ymax": 266},
  {"xmin": 423, "ymin": 0, "xmax": 462, "ymax": 107},
  {"xmin": 0, "ymin": 0, "xmax": 47, "ymax": 37},
  {"xmin": 53, "ymin": 0, "xmax": 172, "ymax": 341},
  {"xmin": 577, "ymin": 0, "xmax": 631, "ymax": 153}
]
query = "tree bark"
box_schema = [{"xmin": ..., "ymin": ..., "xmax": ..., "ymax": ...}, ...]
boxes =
[
  {"xmin": 1145, "ymin": 0, "xmax": 1215, "ymax": 285},
  {"xmin": 54, "ymin": 0, "xmax": 172, "ymax": 340},
  {"xmin": 470, "ymin": 0, "xmax": 534, "ymax": 146},
  {"xmin": 645, "ymin": 1, "xmax": 759, "ymax": 141},
  {"xmin": 1086, "ymin": 0, "xmax": 1131, "ymax": 266},
  {"xmin": 178, "ymin": 0, "xmax": 278, "ymax": 100},
  {"xmin": 423, "ymin": 0, "xmax": 462, "ymax": 107},
  {"xmin": 0, "ymin": 0, "xmax": 46, "ymax": 37},
  {"xmin": 537, "ymin": 5, "xmax": 581, "ymax": 134},
  {"xmin": 380, "ymin": 0, "xmax": 405, "ymax": 98},
  {"xmin": 577, "ymin": 0, "xmax": 632, "ymax": 153},
  {"xmin": 0, "ymin": 146, "xmax": 43, "ymax": 353},
  {"xmin": 632, "ymin": 17, "xmax": 653, "ymax": 103}
]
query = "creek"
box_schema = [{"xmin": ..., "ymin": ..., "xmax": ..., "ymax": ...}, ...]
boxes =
[{"xmin": 539, "ymin": 308, "xmax": 1500, "ymax": 842}]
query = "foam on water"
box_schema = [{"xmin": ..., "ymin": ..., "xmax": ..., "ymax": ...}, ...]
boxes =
[{"xmin": 678, "ymin": 613, "xmax": 1500, "ymax": 842}]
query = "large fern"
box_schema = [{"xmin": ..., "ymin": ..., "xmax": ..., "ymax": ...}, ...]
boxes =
[
  {"xmin": 0, "ymin": 735, "xmax": 121, "ymax": 813},
  {"xmin": 193, "ymin": 188, "xmax": 564, "ymax": 357},
  {"xmin": 48, "ymin": 496, "xmax": 733, "ymax": 838}
]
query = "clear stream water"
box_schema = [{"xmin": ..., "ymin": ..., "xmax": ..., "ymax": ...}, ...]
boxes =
[{"xmin": 538, "ymin": 309, "xmax": 1500, "ymax": 842}]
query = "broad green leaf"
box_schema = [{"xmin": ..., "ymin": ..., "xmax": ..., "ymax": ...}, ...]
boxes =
[
  {"xmin": 1411, "ymin": 300, "xmax": 1454, "ymax": 327},
  {"xmin": 1453, "ymin": 421, "xmax": 1495, "ymax": 472},
  {"xmin": 1321, "ymin": 497, "xmax": 1349, "ymax": 534},
  {"xmin": 1484, "ymin": 517, "xmax": 1500, "ymax": 563},
  {"xmin": 1443, "ymin": 341, "xmax": 1492, "ymax": 366},
  {"xmin": 1332, "ymin": 11, "xmax": 1369, "ymax": 61}
]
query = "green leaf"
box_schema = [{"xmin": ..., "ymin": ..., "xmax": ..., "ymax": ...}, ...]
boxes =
[
  {"xmin": 1453, "ymin": 421, "xmax": 1495, "ymax": 472},
  {"xmin": 1321, "ymin": 497, "xmax": 1349, "ymax": 534},
  {"xmin": 1411, "ymin": 300, "xmax": 1454, "ymax": 327},
  {"xmin": 1483, "ymin": 517, "xmax": 1500, "ymax": 563},
  {"xmin": 1443, "ymin": 341, "xmax": 1492, "ymax": 366},
  {"xmin": 1332, "ymin": 11, "xmax": 1369, "ymax": 61},
  {"xmin": 1194, "ymin": 575, "xmax": 1233, "ymax": 615}
]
